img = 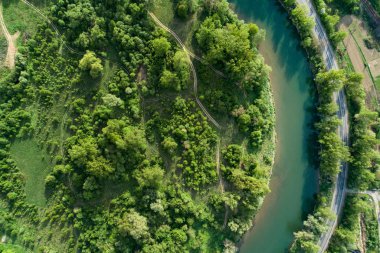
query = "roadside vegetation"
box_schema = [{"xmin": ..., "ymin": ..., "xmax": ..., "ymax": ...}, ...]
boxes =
[
  {"xmin": 328, "ymin": 0, "xmax": 380, "ymax": 110},
  {"xmin": 0, "ymin": 0, "xmax": 275, "ymax": 251},
  {"xmin": 328, "ymin": 195, "xmax": 379, "ymax": 252},
  {"xmin": 280, "ymin": 1, "xmax": 352, "ymax": 252},
  {"xmin": 328, "ymin": 48, "xmax": 380, "ymax": 253},
  {"xmin": 344, "ymin": 72, "xmax": 380, "ymax": 190},
  {"xmin": 282, "ymin": 0, "xmax": 380, "ymax": 252}
]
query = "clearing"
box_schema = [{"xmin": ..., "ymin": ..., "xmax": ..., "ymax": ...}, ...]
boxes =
[{"xmin": 10, "ymin": 139, "xmax": 51, "ymax": 207}]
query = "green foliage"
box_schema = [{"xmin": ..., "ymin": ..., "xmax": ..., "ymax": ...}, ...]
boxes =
[
  {"xmin": 160, "ymin": 69, "xmax": 180, "ymax": 90},
  {"xmin": 79, "ymin": 51, "xmax": 103, "ymax": 78},
  {"xmin": 0, "ymin": 0, "xmax": 275, "ymax": 252},
  {"xmin": 328, "ymin": 195, "xmax": 379, "ymax": 252},
  {"xmin": 196, "ymin": 5, "xmax": 268, "ymax": 82},
  {"xmin": 176, "ymin": 0, "xmax": 197, "ymax": 19},
  {"xmin": 312, "ymin": 0, "xmax": 347, "ymax": 47},
  {"xmin": 369, "ymin": 0, "xmax": 380, "ymax": 14},
  {"xmin": 290, "ymin": 208, "xmax": 333, "ymax": 252},
  {"xmin": 151, "ymin": 37, "xmax": 171, "ymax": 58},
  {"xmin": 118, "ymin": 209, "xmax": 150, "ymax": 242},
  {"xmin": 344, "ymin": 73, "xmax": 380, "ymax": 190},
  {"xmin": 155, "ymin": 97, "xmax": 218, "ymax": 190}
]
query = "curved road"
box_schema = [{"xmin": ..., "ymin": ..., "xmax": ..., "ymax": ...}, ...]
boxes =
[
  {"xmin": 148, "ymin": 12, "xmax": 221, "ymax": 129},
  {"xmin": 296, "ymin": 0, "xmax": 350, "ymax": 252}
]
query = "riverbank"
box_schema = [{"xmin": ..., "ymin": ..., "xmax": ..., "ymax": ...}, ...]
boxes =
[
  {"xmin": 279, "ymin": 0, "xmax": 352, "ymax": 252},
  {"xmin": 230, "ymin": 0, "xmax": 318, "ymax": 252}
]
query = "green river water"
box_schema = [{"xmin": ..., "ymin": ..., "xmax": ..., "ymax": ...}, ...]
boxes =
[{"xmin": 230, "ymin": 0, "xmax": 318, "ymax": 252}]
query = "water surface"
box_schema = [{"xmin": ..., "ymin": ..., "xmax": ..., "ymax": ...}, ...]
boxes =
[{"xmin": 229, "ymin": 0, "xmax": 318, "ymax": 252}]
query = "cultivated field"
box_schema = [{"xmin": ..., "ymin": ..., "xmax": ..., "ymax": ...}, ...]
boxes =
[{"xmin": 340, "ymin": 15, "xmax": 380, "ymax": 108}]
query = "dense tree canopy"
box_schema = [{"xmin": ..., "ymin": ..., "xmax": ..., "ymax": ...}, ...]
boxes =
[{"xmin": 0, "ymin": 0, "xmax": 275, "ymax": 252}]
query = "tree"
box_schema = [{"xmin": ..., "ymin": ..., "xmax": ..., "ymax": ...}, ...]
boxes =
[
  {"xmin": 102, "ymin": 94, "xmax": 124, "ymax": 108},
  {"xmin": 79, "ymin": 51, "xmax": 103, "ymax": 78},
  {"xmin": 315, "ymin": 70, "xmax": 345, "ymax": 100},
  {"xmin": 86, "ymin": 156, "xmax": 114, "ymax": 178},
  {"xmin": 69, "ymin": 137, "xmax": 99, "ymax": 167},
  {"xmin": 290, "ymin": 5, "xmax": 315, "ymax": 37},
  {"xmin": 133, "ymin": 165, "xmax": 164, "ymax": 189},
  {"xmin": 161, "ymin": 136, "xmax": 178, "ymax": 155},
  {"xmin": 176, "ymin": 0, "xmax": 197, "ymax": 19},
  {"xmin": 290, "ymin": 231, "xmax": 319, "ymax": 253},
  {"xmin": 118, "ymin": 210, "xmax": 150, "ymax": 242},
  {"xmin": 151, "ymin": 37, "xmax": 171, "ymax": 57},
  {"xmin": 173, "ymin": 51, "xmax": 190, "ymax": 86},
  {"xmin": 160, "ymin": 70, "xmax": 180, "ymax": 91},
  {"xmin": 101, "ymin": 119, "xmax": 146, "ymax": 166}
]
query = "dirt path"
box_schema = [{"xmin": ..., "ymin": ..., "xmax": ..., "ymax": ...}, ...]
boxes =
[
  {"xmin": 0, "ymin": 2, "xmax": 18, "ymax": 69},
  {"xmin": 149, "ymin": 12, "xmax": 222, "ymax": 129}
]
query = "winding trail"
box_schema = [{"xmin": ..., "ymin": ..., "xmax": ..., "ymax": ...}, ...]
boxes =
[
  {"xmin": 13, "ymin": 2, "xmax": 222, "ymax": 130},
  {"xmin": 148, "ymin": 12, "xmax": 225, "ymax": 78},
  {"xmin": 0, "ymin": 1, "xmax": 17, "ymax": 68},
  {"xmin": 148, "ymin": 14, "xmax": 227, "ymax": 224},
  {"xmin": 148, "ymin": 12, "xmax": 222, "ymax": 129},
  {"xmin": 296, "ymin": 0, "xmax": 350, "ymax": 251}
]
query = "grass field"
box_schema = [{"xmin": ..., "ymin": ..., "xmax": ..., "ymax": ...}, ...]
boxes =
[
  {"xmin": 149, "ymin": 0, "xmax": 175, "ymax": 25},
  {"xmin": 10, "ymin": 138, "xmax": 51, "ymax": 207},
  {"xmin": 2, "ymin": 0, "xmax": 45, "ymax": 35}
]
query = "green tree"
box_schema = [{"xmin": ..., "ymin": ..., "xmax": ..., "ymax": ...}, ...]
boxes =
[
  {"xmin": 151, "ymin": 37, "xmax": 171, "ymax": 57},
  {"xmin": 160, "ymin": 70, "xmax": 180, "ymax": 91},
  {"xmin": 118, "ymin": 210, "xmax": 150, "ymax": 241},
  {"xmin": 133, "ymin": 165, "xmax": 164, "ymax": 189},
  {"xmin": 79, "ymin": 51, "xmax": 103, "ymax": 78}
]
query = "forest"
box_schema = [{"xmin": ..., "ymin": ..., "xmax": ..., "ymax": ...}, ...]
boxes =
[{"xmin": 0, "ymin": 0, "xmax": 275, "ymax": 251}]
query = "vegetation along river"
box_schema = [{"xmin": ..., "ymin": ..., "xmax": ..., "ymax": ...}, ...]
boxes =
[{"xmin": 230, "ymin": 0, "xmax": 318, "ymax": 252}]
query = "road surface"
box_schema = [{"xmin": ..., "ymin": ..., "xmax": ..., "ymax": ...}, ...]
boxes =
[
  {"xmin": 296, "ymin": 0, "xmax": 350, "ymax": 252},
  {"xmin": 148, "ymin": 12, "xmax": 221, "ymax": 129}
]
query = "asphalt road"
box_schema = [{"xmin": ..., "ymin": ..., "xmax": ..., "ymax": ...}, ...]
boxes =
[{"xmin": 296, "ymin": 0, "xmax": 350, "ymax": 252}]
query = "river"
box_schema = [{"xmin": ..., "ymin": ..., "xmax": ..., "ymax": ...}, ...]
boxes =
[{"xmin": 229, "ymin": 0, "xmax": 318, "ymax": 252}]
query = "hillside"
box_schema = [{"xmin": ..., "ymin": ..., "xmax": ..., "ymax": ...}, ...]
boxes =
[{"xmin": 0, "ymin": 0, "xmax": 275, "ymax": 251}]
